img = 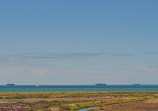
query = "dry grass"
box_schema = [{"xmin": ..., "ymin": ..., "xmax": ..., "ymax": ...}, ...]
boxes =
[{"xmin": 146, "ymin": 98, "xmax": 158, "ymax": 103}]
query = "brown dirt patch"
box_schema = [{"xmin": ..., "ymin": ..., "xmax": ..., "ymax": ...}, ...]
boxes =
[
  {"xmin": 99, "ymin": 102, "xmax": 158, "ymax": 111},
  {"xmin": 0, "ymin": 102, "xmax": 46, "ymax": 111}
]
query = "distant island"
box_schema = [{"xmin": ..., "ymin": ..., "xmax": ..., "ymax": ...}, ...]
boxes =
[
  {"xmin": 95, "ymin": 83, "xmax": 106, "ymax": 86},
  {"xmin": 132, "ymin": 84, "xmax": 140, "ymax": 86}
]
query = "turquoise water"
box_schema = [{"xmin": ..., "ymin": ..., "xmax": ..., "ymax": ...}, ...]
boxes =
[
  {"xmin": 0, "ymin": 88, "xmax": 158, "ymax": 92},
  {"xmin": 0, "ymin": 85, "xmax": 158, "ymax": 92}
]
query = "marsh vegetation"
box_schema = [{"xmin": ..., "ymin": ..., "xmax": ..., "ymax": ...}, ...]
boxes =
[{"xmin": 0, "ymin": 92, "xmax": 158, "ymax": 111}]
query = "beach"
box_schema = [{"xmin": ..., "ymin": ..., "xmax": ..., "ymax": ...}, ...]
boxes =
[{"xmin": 0, "ymin": 92, "xmax": 158, "ymax": 111}]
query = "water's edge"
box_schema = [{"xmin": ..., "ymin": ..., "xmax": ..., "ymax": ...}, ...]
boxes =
[{"xmin": 79, "ymin": 107, "xmax": 99, "ymax": 111}]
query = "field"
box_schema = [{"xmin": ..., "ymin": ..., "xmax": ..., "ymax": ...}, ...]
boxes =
[{"xmin": 0, "ymin": 92, "xmax": 158, "ymax": 111}]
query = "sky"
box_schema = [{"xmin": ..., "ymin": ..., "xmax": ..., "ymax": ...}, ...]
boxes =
[{"xmin": 0, "ymin": 0, "xmax": 158, "ymax": 85}]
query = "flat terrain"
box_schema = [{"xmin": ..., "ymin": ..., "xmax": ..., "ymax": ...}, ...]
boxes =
[{"xmin": 0, "ymin": 92, "xmax": 158, "ymax": 111}]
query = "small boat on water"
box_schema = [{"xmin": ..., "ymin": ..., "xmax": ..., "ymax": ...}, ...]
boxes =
[{"xmin": 36, "ymin": 84, "xmax": 39, "ymax": 88}]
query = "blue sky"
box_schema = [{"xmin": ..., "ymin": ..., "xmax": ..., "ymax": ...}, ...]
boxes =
[{"xmin": 0, "ymin": 0, "xmax": 158, "ymax": 85}]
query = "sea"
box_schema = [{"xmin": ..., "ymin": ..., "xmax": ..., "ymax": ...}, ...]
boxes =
[{"xmin": 0, "ymin": 85, "xmax": 158, "ymax": 92}]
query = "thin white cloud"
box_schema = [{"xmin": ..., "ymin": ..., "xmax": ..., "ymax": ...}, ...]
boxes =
[
  {"xmin": 0, "ymin": 52, "xmax": 133, "ymax": 61},
  {"xmin": 145, "ymin": 51, "xmax": 158, "ymax": 54}
]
